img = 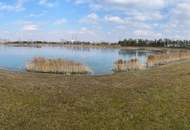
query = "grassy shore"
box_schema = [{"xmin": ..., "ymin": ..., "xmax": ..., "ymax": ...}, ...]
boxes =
[{"xmin": 0, "ymin": 60, "xmax": 190, "ymax": 130}]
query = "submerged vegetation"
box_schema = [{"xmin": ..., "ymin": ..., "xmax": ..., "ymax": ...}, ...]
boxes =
[
  {"xmin": 26, "ymin": 57, "xmax": 91, "ymax": 74},
  {"xmin": 113, "ymin": 59, "xmax": 145, "ymax": 72}
]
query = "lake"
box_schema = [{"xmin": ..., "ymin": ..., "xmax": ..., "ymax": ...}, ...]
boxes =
[{"xmin": 0, "ymin": 45, "xmax": 156, "ymax": 75}]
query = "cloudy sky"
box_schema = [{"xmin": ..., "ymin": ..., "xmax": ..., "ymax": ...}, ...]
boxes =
[{"xmin": 0, "ymin": 0, "xmax": 189, "ymax": 42}]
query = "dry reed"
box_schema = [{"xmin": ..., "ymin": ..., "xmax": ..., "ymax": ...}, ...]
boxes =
[
  {"xmin": 26, "ymin": 57, "xmax": 91, "ymax": 74},
  {"xmin": 113, "ymin": 59, "xmax": 145, "ymax": 72},
  {"xmin": 147, "ymin": 51, "xmax": 190, "ymax": 67}
]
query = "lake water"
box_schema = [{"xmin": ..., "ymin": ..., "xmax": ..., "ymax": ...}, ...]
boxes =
[{"xmin": 0, "ymin": 45, "xmax": 156, "ymax": 75}]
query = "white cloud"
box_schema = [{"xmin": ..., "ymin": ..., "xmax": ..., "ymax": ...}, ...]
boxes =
[
  {"xmin": 28, "ymin": 11, "xmax": 47, "ymax": 17},
  {"xmin": 54, "ymin": 18, "xmax": 67, "ymax": 25},
  {"xmin": 161, "ymin": 1, "xmax": 190, "ymax": 39},
  {"xmin": 70, "ymin": 0, "xmax": 166, "ymax": 10},
  {"xmin": 105, "ymin": 15, "xmax": 126, "ymax": 24},
  {"xmin": 23, "ymin": 24, "xmax": 39, "ymax": 31},
  {"xmin": 39, "ymin": 0, "xmax": 56, "ymax": 7},
  {"xmin": 126, "ymin": 10, "xmax": 163, "ymax": 21},
  {"xmin": 102, "ymin": 0, "xmax": 165, "ymax": 10},
  {"xmin": 0, "ymin": 0, "xmax": 26, "ymax": 11},
  {"xmin": 172, "ymin": 1, "xmax": 190, "ymax": 24},
  {"xmin": 48, "ymin": 27, "xmax": 100, "ymax": 42},
  {"xmin": 133, "ymin": 30, "xmax": 162, "ymax": 38},
  {"xmin": 80, "ymin": 13, "xmax": 99, "ymax": 24},
  {"xmin": 4, "ymin": 0, "xmax": 190, "ymax": 41}
]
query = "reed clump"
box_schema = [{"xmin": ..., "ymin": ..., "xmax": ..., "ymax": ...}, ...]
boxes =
[
  {"xmin": 113, "ymin": 59, "xmax": 127, "ymax": 72},
  {"xmin": 26, "ymin": 57, "xmax": 91, "ymax": 74},
  {"xmin": 126, "ymin": 59, "xmax": 145, "ymax": 70},
  {"xmin": 113, "ymin": 59, "xmax": 145, "ymax": 72},
  {"xmin": 147, "ymin": 51, "xmax": 190, "ymax": 67}
]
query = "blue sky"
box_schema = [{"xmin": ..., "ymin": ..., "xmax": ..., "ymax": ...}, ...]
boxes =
[{"xmin": 0, "ymin": 0, "xmax": 190, "ymax": 42}]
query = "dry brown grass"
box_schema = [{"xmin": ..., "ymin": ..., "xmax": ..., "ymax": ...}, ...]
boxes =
[
  {"xmin": 113, "ymin": 59, "xmax": 145, "ymax": 72},
  {"xmin": 113, "ymin": 59, "xmax": 127, "ymax": 72},
  {"xmin": 147, "ymin": 51, "xmax": 190, "ymax": 67},
  {"xmin": 26, "ymin": 57, "xmax": 91, "ymax": 74},
  {"xmin": 0, "ymin": 58, "xmax": 190, "ymax": 130},
  {"xmin": 126, "ymin": 59, "xmax": 145, "ymax": 70}
]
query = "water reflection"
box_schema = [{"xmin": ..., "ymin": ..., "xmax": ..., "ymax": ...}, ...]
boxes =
[{"xmin": 0, "ymin": 45, "xmax": 155, "ymax": 75}]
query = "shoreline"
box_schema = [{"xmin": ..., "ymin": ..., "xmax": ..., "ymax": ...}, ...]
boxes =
[
  {"xmin": 1, "ymin": 58, "xmax": 190, "ymax": 77},
  {"xmin": 1, "ymin": 44, "xmax": 190, "ymax": 76},
  {"xmin": 2, "ymin": 43, "xmax": 186, "ymax": 52}
]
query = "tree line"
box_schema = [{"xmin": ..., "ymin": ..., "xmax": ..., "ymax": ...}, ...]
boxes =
[
  {"xmin": 2, "ymin": 39, "xmax": 190, "ymax": 48},
  {"xmin": 118, "ymin": 39, "xmax": 190, "ymax": 48}
]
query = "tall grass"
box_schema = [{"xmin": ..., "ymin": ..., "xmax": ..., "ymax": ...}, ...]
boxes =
[
  {"xmin": 26, "ymin": 57, "xmax": 91, "ymax": 74},
  {"xmin": 126, "ymin": 59, "xmax": 145, "ymax": 70},
  {"xmin": 113, "ymin": 59, "xmax": 145, "ymax": 72},
  {"xmin": 147, "ymin": 51, "xmax": 190, "ymax": 67},
  {"xmin": 113, "ymin": 59, "xmax": 127, "ymax": 72}
]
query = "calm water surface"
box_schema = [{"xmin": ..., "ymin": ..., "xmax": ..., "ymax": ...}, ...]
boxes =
[{"xmin": 0, "ymin": 45, "xmax": 156, "ymax": 75}]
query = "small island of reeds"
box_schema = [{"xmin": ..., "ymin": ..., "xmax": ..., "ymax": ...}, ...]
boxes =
[{"xmin": 26, "ymin": 57, "xmax": 91, "ymax": 74}]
